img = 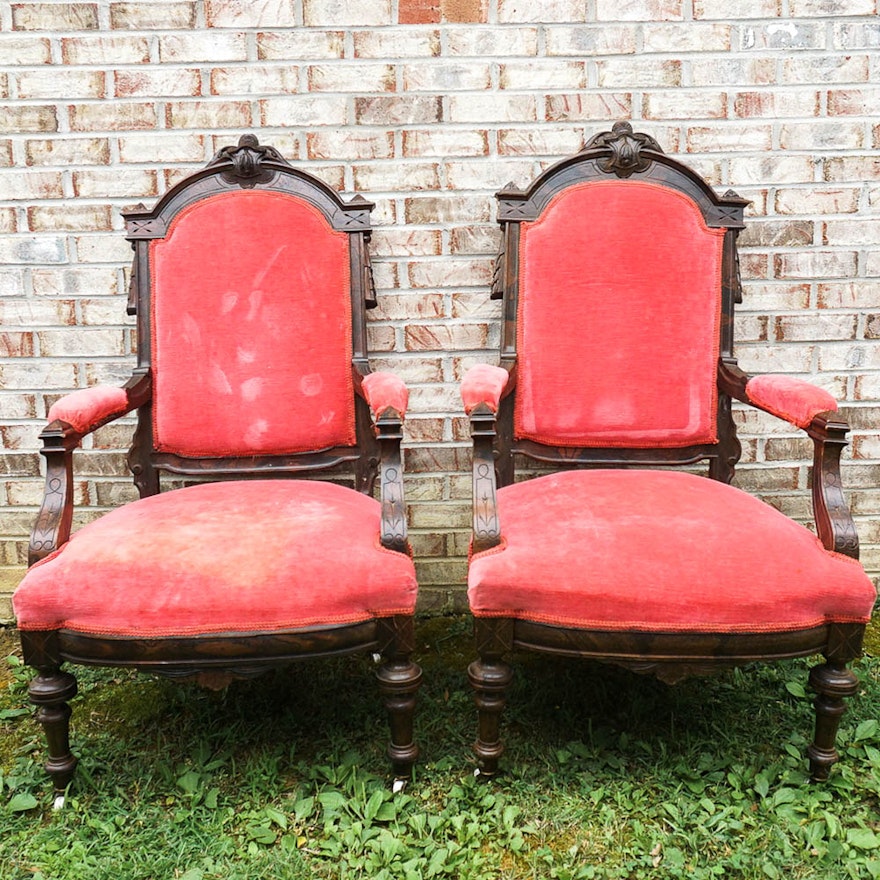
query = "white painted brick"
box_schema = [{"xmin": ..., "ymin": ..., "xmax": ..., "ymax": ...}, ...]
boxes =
[
  {"xmin": 499, "ymin": 61, "xmax": 585, "ymax": 90},
  {"xmin": 403, "ymin": 129, "xmax": 488, "ymax": 157},
  {"xmin": 689, "ymin": 58, "xmax": 776, "ymax": 87},
  {"xmin": 211, "ymin": 66, "xmax": 300, "ymax": 96},
  {"xmin": 404, "ymin": 61, "xmax": 492, "ymax": 91},
  {"xmin": 309, "ymin": 130, "xmax": 393, "ymax": 160},
  {"xmin": 258, "ymin": 31, "xmax": 344, "ymax": 60},
  {"xmin": 789, "ymin": 0, "xmax": 876, "ymax": 14},
  {"xmin": 643, "ymin": 90, "xmax": 727, "ymax": 119},
  {"xmin": 0, "ymin": 36, "xmax": 52, "ymax": 64},
  {"xmin": 779, "ymin": 122, "xmax": 867, "ymax": 152},
  {"xmin": 445, "ymin": 27, "xmax": 538, "ymax": 56},
  {"xmin": 544, "ymin": 24, "xmax": 636, "ymax": 56},
  {"xmin": 596, "ymin": 0, "xmax": 684, "ymax": 21},
  {"xmin": 739, "ymin": 22, "xmax": 824, "ymax": 51},
  {"xmin": 61, "ymin": 35, "xmax": 150, "ymax": 65},
  {"xmin": 545, "ymin": 92, "xmax": 632, "ymax": 121},
  {"xmin": 729, "ymin": 155, "xmax": 814, "ymax": 185},
  {"xmin": 160, "ymin": 33, "xmax": 248, "ymax": 64},
  {"xmin": 497, "ymin": 127, "xmax": 583, "ymax": 156},
  {"xmin": 694, "ymin": 0, "xmax": 779, "ymax": 15},
  {"xmin": 354, "ymin": 29, "xmax": 439, "ymax": 58},
  {"xmin": 206, "ymin": 0, "xmax": 298, "ymax": 27},
  {"xmin": 824, "ymin": 220, "xmax": 880, "ymax": 247},
  {"xmin": 32, "ymin": 268, "xmax": 119, "ymax": 298},
  {"xmin": 449, "ymin": 93, "xmax": 537, "ymax": 123},
  {"xmin": 303, "ymin": 0, "xmax": 392, "ymax": 27},
  {"xmin": 16, "ymin": 69, "xmax": 106, "ymax": 100},
  {"xmin": 598, "ymin": 58, "xmax": 682, "ymax": 88},
  {"xmin": 73, "ymin": 168, "xmax": 159, "ymax": 198},
  {"xmin": 353, "ymin": 162, "xmax": 439, "ymax": 193},
  {"xmin": 775, "ymin": 186, "xmax": 859, "ymax": 214},
  {"xmin": 115, "ymin": 68, "xmax": 201, "ymax": 98},
  {"xmin": 118, "ymin": 133, "xmax": 207, "ymax": 164},
  {"xmin": 0, "ymin": 171, "xmax": 64, "ymax": 200},
  {"xmin": 643, "ymin": 23, "xmax": 732, "ymax": 52},
  {"xmin": 26, "ymin": 138, "xmax": 111, "ymax": 167},
  {"xmin": 444, "ymin": 158, "xmax": 536, "ymax": 191},
  {"xmin": 308, "ymin": 63, "xmax": 395, "ymax": 93},
  {"xmin": 498, "ymin": 0, "xmax": 587, "ymax": 22},
  {"xmin": 261, "ymin": 95, "xmax": 347, "ymax": 127}
]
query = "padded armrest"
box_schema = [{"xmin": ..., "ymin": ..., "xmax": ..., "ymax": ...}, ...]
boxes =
[
  {"xmin": 461, "ymin": 364, "xmax": 510, "ymax": 414},
  {"xmin": 745, "ymin": 374, "xmax": 838, "ymax": 429},
  {"xmin": 47, "ymin": 385, "xmax": 138, "ymax": 435},
  {"xmin": 361, "ymin": 371, "xmax": 408, "ymax": 419}
]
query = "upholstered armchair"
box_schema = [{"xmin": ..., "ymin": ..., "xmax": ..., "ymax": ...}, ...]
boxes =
[
  {"xmin": 13, "ymin": 135, "xmax": 421, "ymax": 802},
  {"xmin": 461, "ymin": 122, "xmax": 875, "ymax": 781}
]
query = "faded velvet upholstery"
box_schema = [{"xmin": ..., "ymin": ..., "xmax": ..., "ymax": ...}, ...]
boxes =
[
  {"xmin": 746, "ymin": 374, "xmax": 838, "ymax": 428},
  {"xmin": 516, "ymin": 181, "xmax": 725, "ymax": 447},
  {"xmin": 15, "ymin": 480, "xmax": 417, "ymax": 637},
  {"xmin": 361, "ymin": 371, "xmax": 409, "ymax": 418},
  {"xmin": 47, "ymin": 385, "xmax": 133, "ymax": 435},
  {"xmin": 461, "ymin": 364, "xmax": 510, "ymax": 414},
  {"xmin": 469, "ymin": 470, "xmax": 876, "ymax": 632},
  {"xmin": 151, "ymin": 190, "xmax": 355, "ymax": 457}
]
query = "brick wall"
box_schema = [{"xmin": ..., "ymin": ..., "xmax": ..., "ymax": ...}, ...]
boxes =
[{"xmin": 1, "ymin": 0, "xmax": 879, "ymax": 619}]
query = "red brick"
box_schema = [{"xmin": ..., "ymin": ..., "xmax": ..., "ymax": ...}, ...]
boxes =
[{"xmin": 399, "ymin": 0, "xmax": 440, "ymax": 23}]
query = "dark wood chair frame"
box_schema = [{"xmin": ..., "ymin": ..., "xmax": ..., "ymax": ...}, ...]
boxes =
[
  {"xmin": 22, "ymin": 135, "xmax": 421, "ymax": 797},
  {"xmin": 466, "ymin": 122, "xmax": 866, "ymax": 782}
]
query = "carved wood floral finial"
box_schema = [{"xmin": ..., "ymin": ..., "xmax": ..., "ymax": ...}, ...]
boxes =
[
  {"xmin": 584, "ymin": 120, "xmax": 664, "ymax": 178},
  {"xmin": 208, "ymin": 134, "xmax": 289, "ymax": 185}
]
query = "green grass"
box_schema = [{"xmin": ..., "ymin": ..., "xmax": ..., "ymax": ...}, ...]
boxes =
[{"xmin": 2, "ymin": 616, "xmax": 880, "ymax": 879}]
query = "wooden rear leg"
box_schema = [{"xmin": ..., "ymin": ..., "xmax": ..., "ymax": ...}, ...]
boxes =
[
  {"xmin": 375, "ymin": 616, "xmax": 422, "ymax": 788},
  {"xmin": 469, "ymin": 617, "xmax": 514, "ymax": 777}
]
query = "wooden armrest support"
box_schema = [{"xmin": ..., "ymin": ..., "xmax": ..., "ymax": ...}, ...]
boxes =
[
  {"xmin": 807, "ymin": 411, "xmax": 860, "ymax": 559},
  {"xmin": 28, "ymin": 372, "xmax": 152, "ymax": 566},
  {"xmin": 374, "ymin": 409, "xmax": 408, "ymax": 554},
  {"xmin": 718, "ymin": 362, "xmax": 858, "ymax": 558},
  {"xmin": 470, "ymin": 402, "xmax": 502, "ymax": 554},
  {"xmin": 353, "ymin": 367, "xmax": 409, "ymax": 553}
]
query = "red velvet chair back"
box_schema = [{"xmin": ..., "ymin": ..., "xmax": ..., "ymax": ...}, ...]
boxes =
[
  {"xmin": 150, "ymin": 190, "xmax": 355, "ymax": 457},
  {"xmin": 516, "ymin": 180, "xmax": 725, "ymax": 448},
  {"xmin": 493, "ymin": 122, "xmax": 749, "ymax": 474},
  {"xmin": 123, "ymin": 136, "xmax": 378, "ymax": 488}
]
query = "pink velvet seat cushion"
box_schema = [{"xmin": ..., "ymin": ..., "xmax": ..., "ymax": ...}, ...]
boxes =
[
  {"xmin": 14, "ymin": 480, "xmax": 417, "ymax": 637},
  {"xmin": 469, "ymin": 470, "xmax": 875, "ymax": 633}
]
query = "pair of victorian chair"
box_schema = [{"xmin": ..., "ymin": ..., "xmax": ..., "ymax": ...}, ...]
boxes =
[{"xmin": 12, "ymin": 124, "xmax": 876, "ymax": 802}]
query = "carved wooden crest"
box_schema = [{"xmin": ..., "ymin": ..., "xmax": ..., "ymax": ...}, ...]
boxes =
[
  {"xmin": 208, "ymin": 133, "xmax": 290, "ymax": 186},
  {"xmin": 584, "ymin": 120, "xmax": 664, "ymax": 178}
]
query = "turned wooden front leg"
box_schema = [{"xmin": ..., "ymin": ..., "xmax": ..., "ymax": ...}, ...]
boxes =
[
  {"xmin": 807, "ymin": 661, "xmax": 858, "ymax": 782},
  {"xmin": 28, "ymin": 668, "xmax": 79, "ymax": 795},
  {"xmin": 375, "ymin": 616, "xmax": 422, "ymax": 780},
  {"xmin": 469, "ymin": 617, "xmax": 514, "ymax": 776}
]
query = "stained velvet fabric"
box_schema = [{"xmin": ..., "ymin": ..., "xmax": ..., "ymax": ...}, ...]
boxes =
[
  {"xmin": 746, "ymin": 374, "xmax": 838, "ymax": 428},
  {"xmin": 150, "ymin": 190, "xmax": 355, "ymax": 457},
  {"xmin": 47, "ymin": 386, "xmax": 132, "ymax": 435},
  {"xmin": 515, "ymin": 181, "xmax": 726, "ymax": 447},
  {"xmin": 469, "ymin": 470, "xmax": 875, "ymax": 633},
  {"xmin": 14, "ymin": 480, "xmax": 417, "ymax": 637},
  {"xmin": 361, "ymin": 371, "xmax": 409, "ymax": 417},
  {"xmin": 461, "ymin": 364, "xmax": 510, "ymax": 414}
]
